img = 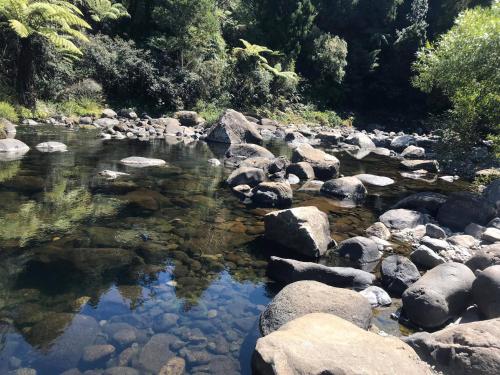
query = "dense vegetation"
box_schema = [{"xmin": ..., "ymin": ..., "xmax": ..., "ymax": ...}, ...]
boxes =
[{"xmin": 0, "ymin": 0, "xmax": 498, "ymax": 143}]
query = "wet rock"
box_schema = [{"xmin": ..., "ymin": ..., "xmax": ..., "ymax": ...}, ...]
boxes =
[
  {"xmin": 251, "ymin": 181, "xmax": 293, "ymax": 208},
  {"xmin": 138, "ymin": 334, "xmax": 177, "ymax": 373},
  {"xmin": 320, "ymin": 176, "xmax": 367, "ymax": 202},
  {"xmin": 260, "ymin": 281, "xmax": 373, "ymax": 335},
  {"xmin": 402, "ymin": 263, "xmax": 475, "ymax": 329},
  {"xmin": 390, "ymin": 135, "xmax": 416, "ymax": 152},
  {"xmin": 291, "ymin": 144, "xmax": 340, "ymax": 180},
  {"xmin": 174, "ymin": 111, "xmax": 204, "ymax": 126},
  {"xmin": 404, "ymin": 318, "xmax": 500, "ymax": 375},
  {"xmin": 159, "ymin": 357, "xmax": 186, "ymax": 375},
  {"xmin": 205, "ymin": 109, "xmax": 262, "ymax": 144},
  {"xmin": 380, "ymin": 209, "xmax": 426, "ymax": 230},
  {"xmin": 226, "ymin": 167, "xmax": 266, "ymax": 187},
  {"xmin": 337, "ymin": 236, "xmax": 381, "ymax": 266},
  {"xmin": 179, "ymin": 348, "xmax": 210, "ymax": 366},
  {"xmin": 254, "ymin": 313, "xmax": 432, "ymax": 375},
  {"xmin": 392, "ymin": 192, "xmax": 447, "ymax": 215},
  {"xmin": 472, "ymin": 265, "xmax": 500, "ymax": 318},
  {"xmin": 482, "ymin": 227, "xmax": 500, "ymax": 243},
  {"xmin": 286, "ymin": 162, "xmax": 315, "ymax": 180},
  {"xmin": 35, "ymin": 142, "xmax": 67, "ymax": 152},
  {"xmin": 82, "ymin": 344, "xmax": 116, "ymax": 363},
  {"xmin": 345, "ymin": 132, "xmax": 376, "ymax": 149},
  {"xmin": 381, "ymin": 255, "xmax": 420, "ymax": 296},
  {"xmin": 400, "ymin": 159, "xmax": 439, "ymax": 173},
  {"xmin": 425, "ymin": 223, "xmax": 446, "ymax": 239},
  {"xmin": 0, "ymin": 139, "xmax": 30, "ymax": 153},
  {"xmin": 267, "ymin": 256, "xmax": 375, "ymax": 289},
  {"xmin": 401, "ymin": 145, "xmax": 425, "ymax": 159},
  {"xmin": 120, "ymin": 156, "xmax": 166, "ymax": 167},
  {"xmin": 466, "ymin": 243, "xmax": 500, "ymax": 271},
  {"xmin": 360, "ymin": 286, "xmax": 392, "ymax": 307},
  {"xmin": 354, "ymin": 173, "xmax": 394, "ymax": 186},
  {"xmin": 365, "ymin": 222, "xmax": 391, "ymax": 240},
  {"xmin": 437, "ymin": 192, "xmax": 496, "ymax": 231},
  {"xmin": 112, "ymin": 328, "xmax": 137, "ymax": 346},
  {"xmin": 264, "ymin": 206, "xmax": 332, "ymax": 258},
  {"xmin": 410, "ymin": 245, "xmax": 445, "ymax": 270}
]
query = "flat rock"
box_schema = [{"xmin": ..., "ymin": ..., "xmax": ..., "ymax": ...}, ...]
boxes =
[
  {"xmin": 120, "ymin": 156, "xmax": 166, "ymax": 167},
  {"xmin": 354, "ymin": 173, "xmax": 394, "ymax": 186},
  {"xmin": 380, "ymin": 209, "xmax": 426, "ymax": 230},
  {"xmin": 82, "ymin": 344, "xmax": 115, "ymax": 363},
  {"xmin": 267, "ymin": 256, "xmax": 375, "ymax": 290},
  {"xmin": 400, "ymin": 159, "xmax": 439, "ymax": 173},
  {"xmin": 404, "ymin": 318, "xmax": 500, "ymax": 375},
  {"xmin": 264, "ymin": 207, "xmax": 332, "ymax": 258},
  {"xmin": 0, "ymin": 139, "xmax": 30, "ymax": 153},
  {"xmin": 225, "ymin": 143, "xmax": 274, "ymax": 161},
  {"xmin": 259, "ymin": 281, "xmax": 373, "ymax": 335},
  {"xmin": 482, "ymin": 227, "xmax": 500, "ymax": 243},
  {"xmin": 254, "ymin": 313, "xmax": 432, "ymax": 375},
  {"xmin": 138, "ymin": 334, "xmax": 178, "ymax": 373}
]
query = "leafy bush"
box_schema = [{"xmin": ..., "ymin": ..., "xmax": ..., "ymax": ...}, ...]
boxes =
[
  {"xmin": 413, "ymin": 2, "xmax": 500, "ymax": 145},
  {"xmin": 0, "ymin": 101, "xmax": 19, "ymax": 123},
  {"xmin": 193, "ymin": 101, "xmax": 226, "ymax": 125},
  {"xmin": 311, "ymin": 33, "xmax": 348, "ymax": 84},
  {"xmin": 16, "ymin": 106, "xmax": 34, "ymax": 120},
  {"xmin": 57, "ymin": 99, "xmax": 102, "ymax": 117},
  {"xmin": 58, "ymin": 79, "xmax": 103, "ymax": 101}
]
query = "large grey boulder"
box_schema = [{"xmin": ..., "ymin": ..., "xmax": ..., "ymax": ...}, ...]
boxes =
[
  {"xmin": 381, "ymin": 255, "xmax": 420, "ymax": 296},
  {"xmin": 483, "ymin": 179, "xmax": 500, "ymax": 209},
  {"xmin": 404, "ymin": 318, "xmax": 500, "ymax": 375},
  {"xmin": 174, "ymin": 110, "xmax": 205, "ymax": 126},
  {"xmin": 401, "ymin": 145, "xmax": 426, "ymax": 159},
  {"xmin": 251, "ymin": 181, "xmax": 293, "ymax": 208},
  {"xmin": 391, "ymin": 135, "xmax": 416, "ymax": 152},
  {"xmin": 254, "ymin": 313, "xmax": 432, "ymax": 375},
  {"xmin": 345, "ymin": 132, "xmax": 376, "ymax": 149},
  {"xmin": 437, "ymin": 192, "xmax": 496, "ymax": 231},
  {"xmin": 226, "ymin": 166, "xmax": 266, "ymax": 187},
  {"xmin": 392, "ymin": 192, "xmax": 447, "ymax": 215},
  {"xmin": 337, "ymin": 236, "xmax": 381, "ymax": 266},
  {"xmin": 380, "ymin": 208, "xmax": 426, "ymax": 230},
  {"xmin": 321, "ymin": 176, "xmax": 367, "ymax": 202},
  {"xmin": 286, "ymin": 162, "xmax": 315, "ymax": 180},
  {"xmin": 264, "ymin": 207, "xmax": 332, "ymax": 258},
  {"xmin": 472, "ymin": 265, "xmax": 500, "ymax": 318},
  {"xmin": 466, "ymin": 243, "xmax": 500, "ymax": 272},
  {"xmin": 291, "ymin": 143, "xmax": 340, "ymax": 180},
  {"xmin": 267, "ymin": 256, "xmax": 375, "ymax": 290},
  {"xmin": 205, "ymin": 109, "xmax": 262, "ymax": 144},
  {"xmin": 259, "ymin": 281, "xmax": 373, "ymax": 335},
  {"xmin": 402, "ymin": 262, "xmax": 476, "ymax": 329},
  {"xmin": 0, "ymin": 138, "xmax": 30, "ymax": 153}
]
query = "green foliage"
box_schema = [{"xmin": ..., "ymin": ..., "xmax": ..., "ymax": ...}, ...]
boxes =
[
  {"xmin": 16, "ymin": 105, "xmax": 33, "ymax": 119},
  {"xmin": 82, "ymin": 0, "xmax": 130, "ymax": 22},
  {"xmin": 413, "ymin": 2, "xmax": 500, "ymax": 143},
  {"xmin": 57, "ymin": 98, "xmax": 102, "ymax": 116},
  {"xmin": 58, "ymin": 78, "xmax": 103, "ymax": 101},
  {"xmin": 0, "ymin": 101, "xmax": 19, "ymax": 122},
  {"xmin": 192, "ymin": 101, "xmax": 226, "ymax": 125},
  {"xmin": 262, "ymin": 104, "xmax": 343, "ymax": 127},
  {"xmin": 311, "ymin": 33, "xmax": 348, "ymax": 84}
]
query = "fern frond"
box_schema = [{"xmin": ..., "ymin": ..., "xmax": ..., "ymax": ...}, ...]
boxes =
[{"xmin": 9, "ymin": 19, "xmax": 30, "ymax": 37}]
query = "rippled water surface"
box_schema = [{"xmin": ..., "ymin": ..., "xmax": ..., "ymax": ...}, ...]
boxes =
[{"xmin": 0, "ymin": 127, "xmax": 469, "ymax": 374}]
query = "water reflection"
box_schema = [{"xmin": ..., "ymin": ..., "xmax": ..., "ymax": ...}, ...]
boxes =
[{"xmin": 0, "ymin": 127, "xmax": 468, "ymax": 374}]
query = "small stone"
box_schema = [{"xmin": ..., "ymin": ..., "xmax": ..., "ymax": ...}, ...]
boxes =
[
  {"xmin": 365, "ymin": 222, "xmax": 391, "ymax": 240},
  {"xmin": 421, "ymin": 236, "xmax": 449, "ymax": 252},
  {"xmin": 410, "ymin": 245, "xmax": 445, "ymax": 270},
  {"xmin": 82, "ymin": 344, "xmax": 116, "ymax": 363},
  {"xmin": 159, "ymin": 357, "xmax": 186, "ymax": 375},
  {"xmin": 359, "ymin": 286, "xmax": 392, "ymax": 307},
  {"xmin": 425, "ymin": 223, "xmax": 446, "ymax": 239}
]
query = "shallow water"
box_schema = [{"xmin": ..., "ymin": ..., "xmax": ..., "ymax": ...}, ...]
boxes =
[{"xmin": 0, "ymin": 127, "xmax": 469, "ymax": 374}]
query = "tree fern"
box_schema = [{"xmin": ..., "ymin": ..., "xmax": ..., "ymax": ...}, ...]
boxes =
[{"xmin": 79, "ymin": 0, "xmax": 130, "ymax": 22}]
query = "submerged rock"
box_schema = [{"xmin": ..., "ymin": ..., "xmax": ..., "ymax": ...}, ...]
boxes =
[
  {"xmin": 402, "ymin": 262, "xmax": 475, "ymax": 329},
  {"xmin": 120, "ymin": 156, "xmax": 166, "ymax": 167},
  {"xmin": 205, "ymin": 109, "xmax": 262, "ymax": 144},
  {"xmin": 404, "ymin": 318, "xmax": 500, "ymax": 375},
  {"xmin": 35, "ymin": 141, "xmax": 67, "ymax": 152},
  {"xmin": 254, "ymin": 313, "xmax": 432, "ymax": 375},
  {"xmin": 259, "ymin": 281, "xmax": 373, "ymax": 335},
  {"xmin": 267, "ymin": 256, "xmax": 375, "ymax": 290},
  {"xmin": 264, "ymin": 206, "xmax": 332, "ymax": 258}
]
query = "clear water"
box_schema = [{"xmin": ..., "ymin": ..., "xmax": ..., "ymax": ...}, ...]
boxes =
[{"xmin": 0, "ymin": 126, "xmax": 469, "ymax": 374}]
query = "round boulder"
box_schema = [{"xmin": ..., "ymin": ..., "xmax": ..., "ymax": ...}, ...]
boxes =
[
  {"xmin": 226, "ymin": 167, "xmax": 266, "ymax": 187},
  {"xmin": 36, "ymin": 141, "xmax": 67, "ymax": 152},
  {"xmin": 337, "ymin": 236, "xmax": 381, "ymax": 265},
  {"xmin": 291, "ymin": 144, "xmax": 340, "ymax": 180},
  {"xmin": 381, "ymin": 255, "xmax": 420, "ymax": 296},
  {"xmin": 402, "ymin": 262, "xmax": 476, "ymax": 329},
  {"xmin": 286, "ymin": 162, "xmax": 315, "ymax": 180},
  {"xmin": 472, "ymin": 265, "xmax": 500, "ymax": 318},
  {"xmin": 251, "ymin": 182, "xmax": 293, "ymax": 208},
  {"xmin": 379, "ymin": 209, "xmax": 426, "ymax": 230},
  {"xmin": 321, "ymin": 176, "xmax": 367, "ymax": 202},
  {"xmin": 259, "ymin": 281, "xmax": 373, "ymax": 336}
]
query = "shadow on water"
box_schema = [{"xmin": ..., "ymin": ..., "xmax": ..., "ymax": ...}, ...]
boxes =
[{"xmin": 0, "ymin": 126, "xmax": 469, "ymax": 374}]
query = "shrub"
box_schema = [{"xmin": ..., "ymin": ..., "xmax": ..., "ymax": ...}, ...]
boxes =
[
  {"xmin": 58, "ymin": 79, "xmax": 103, "ymax": 101},
  {"xmin": 0, "ymin": 101, "xmax": 19, "ymax": 123},
  {"xmin": 16, "ymin": 106, "xmax": 34, "ymax": 120},
  {"xmin": 57, "ymin": 99, "xmax": 102, "ymax": 117}
]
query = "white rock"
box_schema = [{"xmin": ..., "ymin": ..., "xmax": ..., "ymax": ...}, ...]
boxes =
[
  {"xmin": 98, "ymin": 170, "xmax": 130, "ymax": 180},
  {"xmin": 354, "ymin": 174, "xmax": 395, "ymax": 186},
  {"xmin": 120, "ymin": 156, "xmax": 167, "ymax": 167},
  {"xmin": 360, "ymin": 286, "xmax": 392, "ymax": 307},
  {"xmin": 482, "ymin": 227, "xmax": 500, "ymax": 243},
  {"xmin": 35, "ymin": 141, "xmax": 67, "ymax": 152},
  {"xmin": 0, "ymin": 139, "xmax": 30, "ymax": 153}
]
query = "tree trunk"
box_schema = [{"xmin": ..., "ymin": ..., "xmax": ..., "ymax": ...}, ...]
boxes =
[{"xmin": 17, "ymin": 38, "xmax": 36, "ymax": 108}]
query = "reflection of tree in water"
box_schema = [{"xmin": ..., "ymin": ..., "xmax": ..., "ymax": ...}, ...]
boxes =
[{"xmin": 0, "ymin": 161, "xmax": 21, "ymax": 183}]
